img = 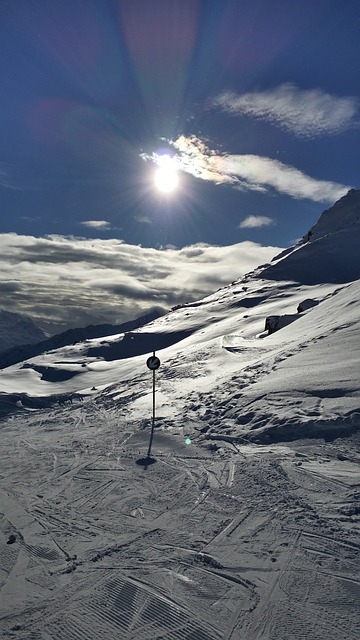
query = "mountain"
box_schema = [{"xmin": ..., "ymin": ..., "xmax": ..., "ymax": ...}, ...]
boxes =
[
  {"xmin": 261, "ymin": 188, "xmax": 360, "ymax": 285},
  {"xmin": 305, "ymin": 187, "xmax": 360, "ymax": 241},
  {"xmin": 0, "ymin": 306, "xmax": 165, "ymax": 370},
  {"xmin": 0, "ymin": 191, "xmax": 359, "ymax": 639},
  {"xmin": 0, "ymin": 310, "xmax": 47, "ymax": 352}
]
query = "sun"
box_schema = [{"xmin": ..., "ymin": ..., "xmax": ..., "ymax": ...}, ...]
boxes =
[{"xmin": 154, "ymin": 154, "xmax": 179, "ymax": 193}]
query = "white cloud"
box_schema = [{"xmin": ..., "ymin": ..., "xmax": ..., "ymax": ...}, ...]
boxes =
[
  {"xmin": 222, "ymin": 154, "xmax": 349, "ymax": 202},
  {"xmin": 168, "ymin": 135, "xmax": 350, "ymax": 203},
  {"xmin": 80, "ymin": 220, "xmax": 111, "ymax": 230},
  {"xmin": 169, "ymin": 136, "xmax": 234, "ymax": 185},
  {"xmin": 0, "ymin": 233, "xmax": 281, "ymax": 331},
  {"xmin": 240, "ymin": 216, "xmax": 274, "ymax": 229},
  {"xmin": 211, "ymin": 84, "xmax": 359, "ymax": 138}
]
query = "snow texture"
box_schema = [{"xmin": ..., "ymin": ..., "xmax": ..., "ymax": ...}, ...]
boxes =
[{"xmin": 0, "ymin": 190, "xmax": 359, "ymax": 639}]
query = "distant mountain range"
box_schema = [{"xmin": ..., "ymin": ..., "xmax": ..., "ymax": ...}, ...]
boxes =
[
  {"xmin": 0, "ymin": 306, "xmax": 165, "ymax": 369},
  {"xmin": 0, "ymin": 310, "xmax": 47, "ymax": 353}
]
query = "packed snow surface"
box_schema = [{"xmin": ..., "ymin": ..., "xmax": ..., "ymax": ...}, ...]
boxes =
[{"xmin": 0, "ymin": 191, "xmax": 359, "ymax": 639}]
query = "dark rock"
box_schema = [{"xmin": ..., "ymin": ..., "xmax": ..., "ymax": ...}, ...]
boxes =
[{"xmin": 297, "ymin": 298, "xmax": 319, "ymax": 313}]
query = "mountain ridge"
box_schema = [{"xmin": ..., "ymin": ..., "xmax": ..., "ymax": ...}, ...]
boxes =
[{"xmin": 0, "ymin": 306, "xmax": 165, "ymax": 369}]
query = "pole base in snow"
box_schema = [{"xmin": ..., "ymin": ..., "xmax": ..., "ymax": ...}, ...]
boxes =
[{"xmin": 136, "ymin": 456, "xmax": 156, "ymax": 469}]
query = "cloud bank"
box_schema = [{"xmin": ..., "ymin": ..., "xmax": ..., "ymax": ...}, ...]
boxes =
[
  {"xmin": 0, "ymin": 233, "xmax": 281, "ymax": 331},
  {"xmin": 211, "ymin": 84, "xmax": 359, "ymax": 138},
  {"xmin": 169, "ymin": 135, "xmax": 350, "ymax": 203}
]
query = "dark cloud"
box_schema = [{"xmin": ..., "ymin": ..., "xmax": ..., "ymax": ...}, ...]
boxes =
[{"xmin": 0, "ymin": 281, "xmax": 23, "ymax": 293}]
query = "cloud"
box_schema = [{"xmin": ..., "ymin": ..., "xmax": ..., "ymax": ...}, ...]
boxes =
[
  {"xmin": 0, "ymin": 233, "xmax": 281, "ymax": 331},
  {"xmin": 168, "ymin": 136, "xmax": 234, "ymax": 185},
  {"xmin": 240, "ymin": 216, "xmax": 274, "ymax": 229},
  {"xmin": 168, "ymin": 135, "xmax": 350, "ymax": 203},
  {"xmin": 134, "ymin": 215, "xmax": 152, "ymax": 225},
  {"xmin": 222, "ymin": 154, "xmax": 350, "ymax": 202},
  {"xmin": 211, "ymin": 84, "xmax": 359, "ymax": 138},
  {"xmin": 80, "ymin": 220, "xmax": 111, "ymax": 230}
]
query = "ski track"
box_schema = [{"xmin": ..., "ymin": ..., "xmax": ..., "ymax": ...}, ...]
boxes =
[{"xmin": 0, "ymin": 402, "xmax": 359, "ymax": 639}]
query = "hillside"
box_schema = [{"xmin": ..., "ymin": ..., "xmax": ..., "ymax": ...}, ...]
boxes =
[{"xmin": 0, "ymin": 190, "xmax": 359, "ymax": 639}]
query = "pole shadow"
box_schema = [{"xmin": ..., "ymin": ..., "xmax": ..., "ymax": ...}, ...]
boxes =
[{"xmin": 136, "ymin": 456, "xmax": 157, "ymax": 470}]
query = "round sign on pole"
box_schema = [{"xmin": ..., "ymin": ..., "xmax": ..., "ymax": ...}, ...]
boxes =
[{"xmin": 146, "ymin": 355, "xmax": 160, "ymax": 370}]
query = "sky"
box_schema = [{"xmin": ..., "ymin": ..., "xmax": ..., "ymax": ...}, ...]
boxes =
[{"xmin": 0, "ymin": 0, "xmax": 359, "ymax": 330}]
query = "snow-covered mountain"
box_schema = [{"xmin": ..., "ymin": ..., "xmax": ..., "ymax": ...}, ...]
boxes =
[
  {"xmin": 305, "ymin": 187, "xmax": 360, "ymax": 241},
  {"xmin": 0, "ymin": 306, "xmax": 165, "ymax": 370},
  {"xmin": 0, "ymin": 190, "xmax": 359, "ymax": 640},
  {"xmin": 0, "ymin": 310, "xmax": 47, "ymax": 353}
]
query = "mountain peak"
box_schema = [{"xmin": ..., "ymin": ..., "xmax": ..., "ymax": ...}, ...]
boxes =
[
  {"xmin": 259, "ymin": 189, "xmax": 360, "ymax": 285},
  {"xmin": 305, "ymin": 188, "xmax": 360, "ymax": 242}
]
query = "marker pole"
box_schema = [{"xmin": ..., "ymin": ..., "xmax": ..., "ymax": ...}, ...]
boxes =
[
  {"xmin": 147, "ymin": 368, "xmax": 156, "ymax": 459},
  {"xmin": 145, "ymin": 351, "xmax": 160, "ymax": 461},
  {"xmin": 152, "ymin": 365, "xmax": 156, "ymax": 422}
]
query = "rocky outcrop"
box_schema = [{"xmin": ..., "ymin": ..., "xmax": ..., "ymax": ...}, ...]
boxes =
[{"xmin": 297, "ymin": 298, "xmax": 319, "ymax": 313}]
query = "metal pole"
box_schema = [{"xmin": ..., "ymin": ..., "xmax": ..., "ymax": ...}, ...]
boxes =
[
  {"xmin": 138, "ymin": 350, "xmax": 160, "ymax": 467},
  {"xmin": 147, "ymin": 359, "xmax": 156, "ymax": 459}
]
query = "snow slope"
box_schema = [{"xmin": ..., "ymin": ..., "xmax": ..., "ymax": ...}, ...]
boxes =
[{"xmin": 0, "ymin": 190, "xmax": 359, "ymax": 639}]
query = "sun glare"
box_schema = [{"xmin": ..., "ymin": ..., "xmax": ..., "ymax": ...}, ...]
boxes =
[{"xmin": 154, "ymin": 154, "xmax": 179, "ymax": 193}]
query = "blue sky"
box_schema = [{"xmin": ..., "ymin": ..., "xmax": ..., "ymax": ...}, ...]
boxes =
[{"xmin": 0, "ymin": 0, "xmax": 359, "ymax": 329}]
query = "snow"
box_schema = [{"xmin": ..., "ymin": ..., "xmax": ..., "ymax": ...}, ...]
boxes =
[{"xmin": 0, "ymin": 190, "xmax": 359, "ymax": 639}]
